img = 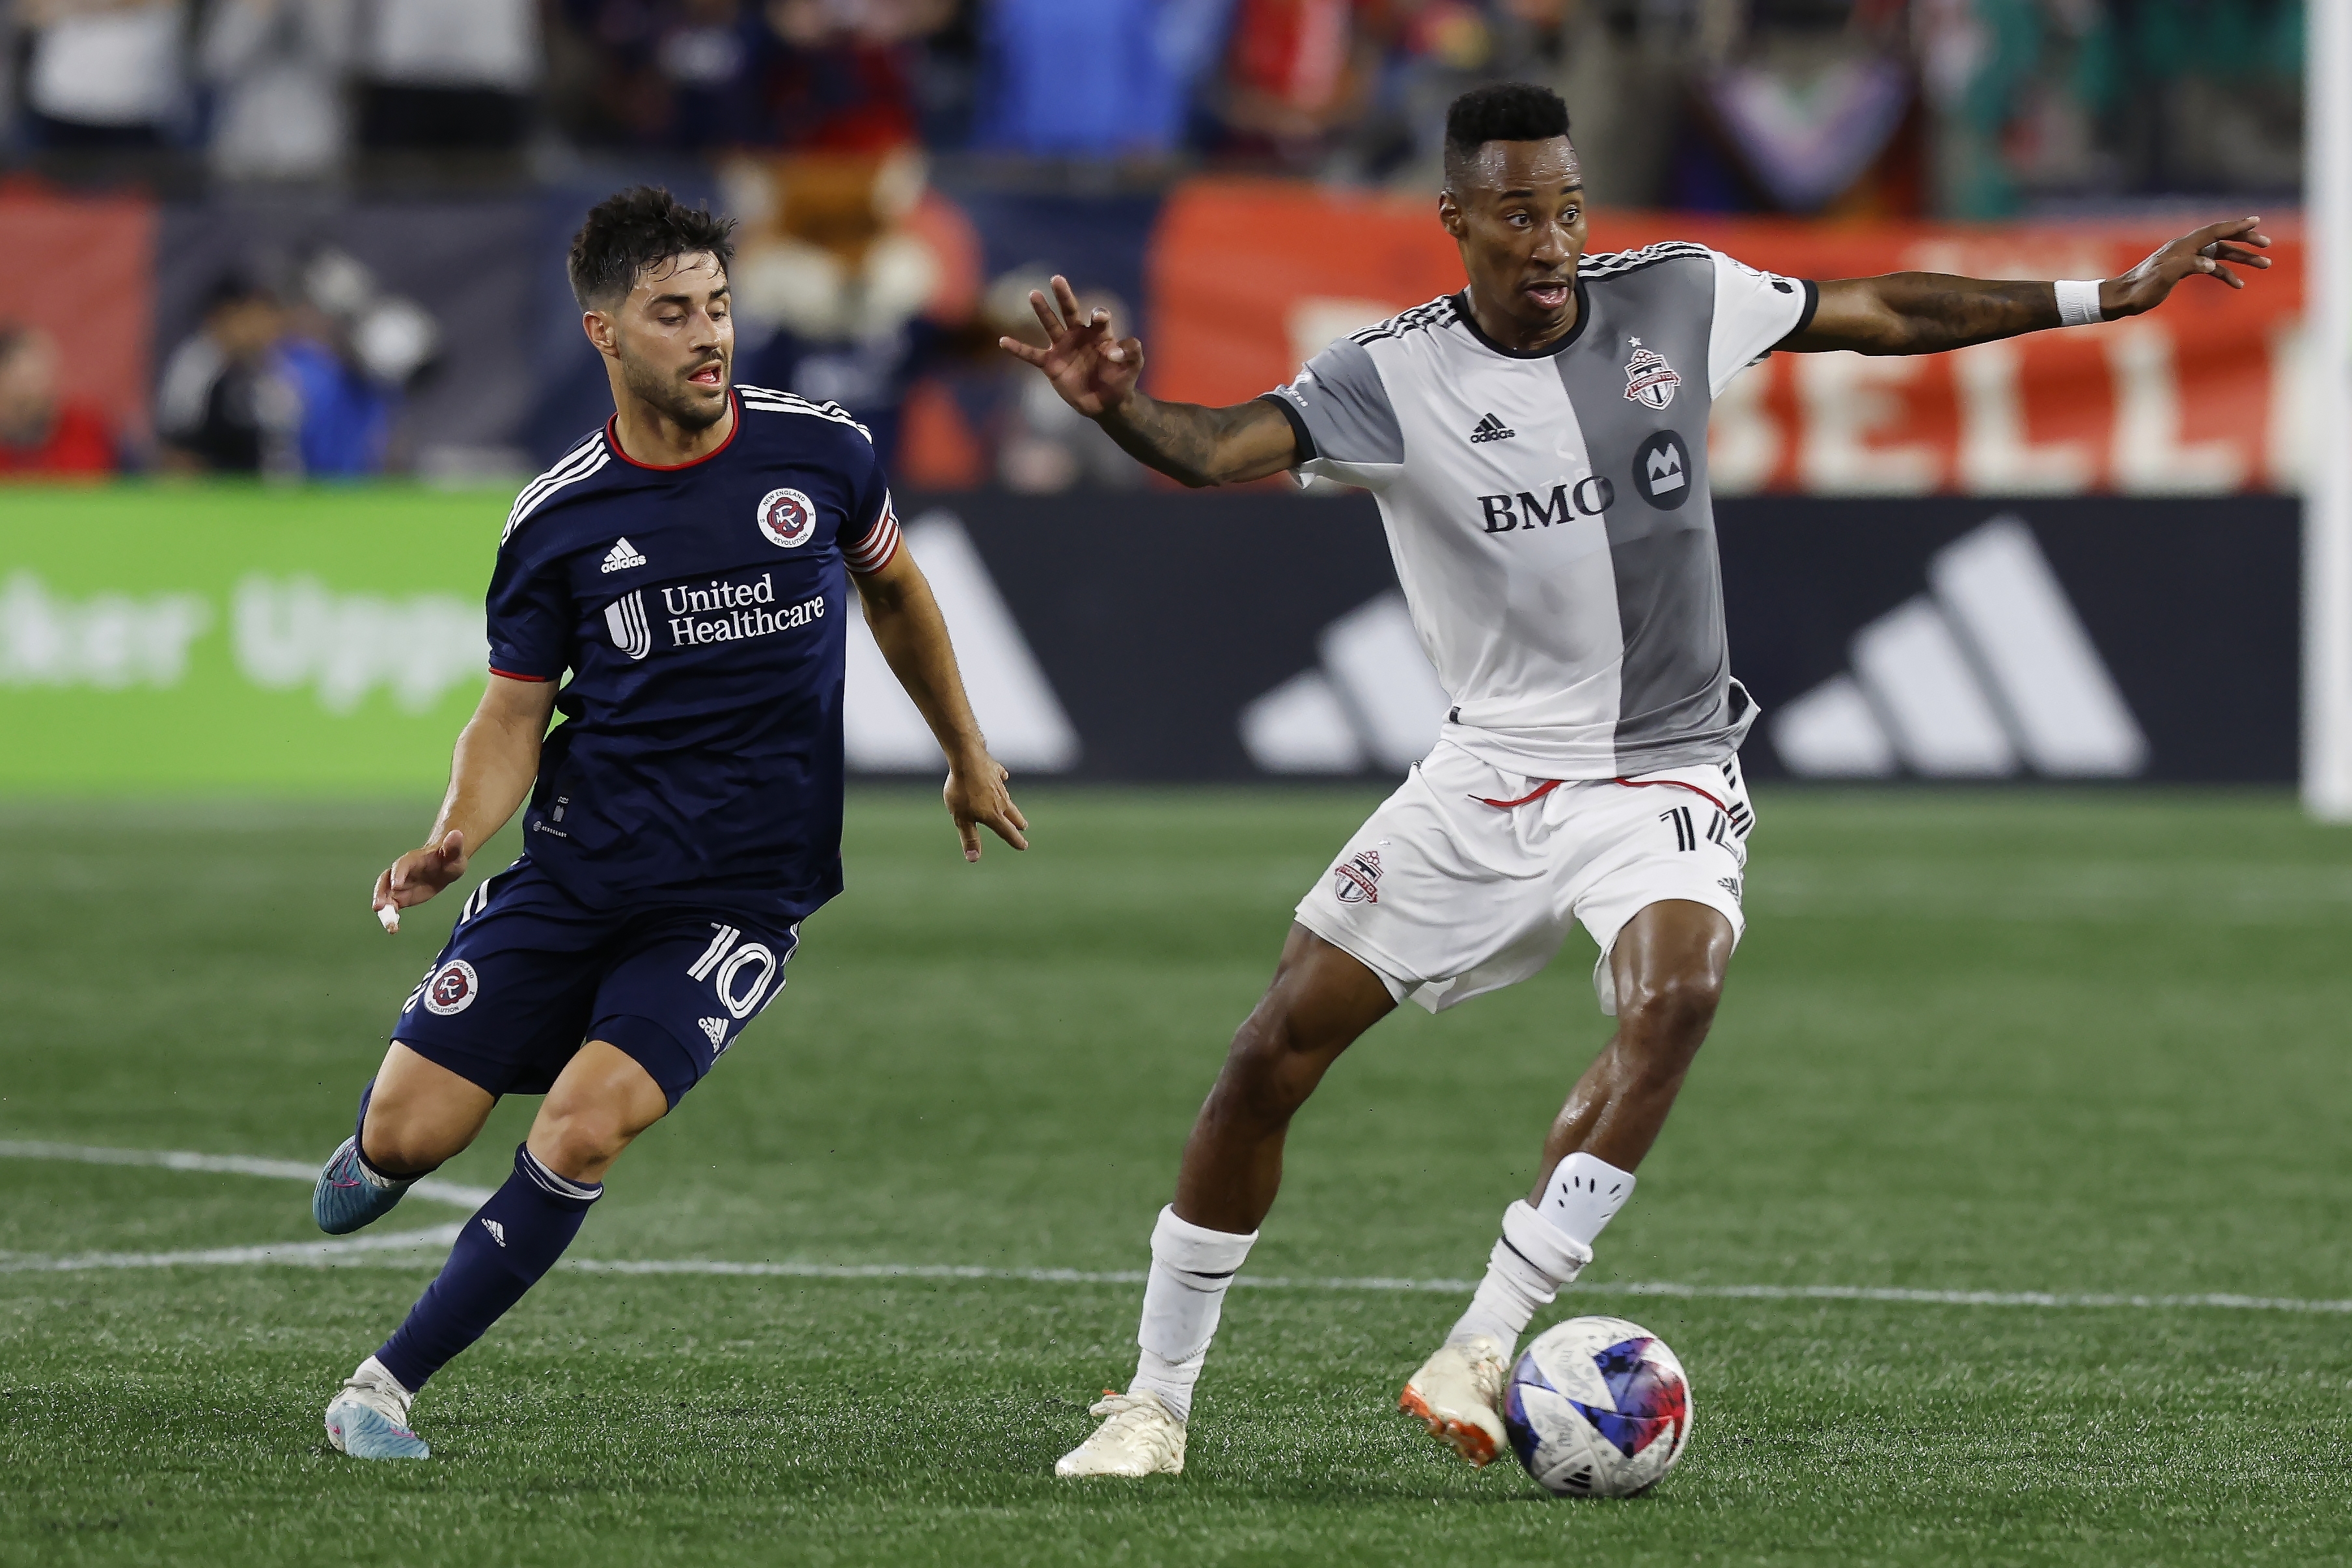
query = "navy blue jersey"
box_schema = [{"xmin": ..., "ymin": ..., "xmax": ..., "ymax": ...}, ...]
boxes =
[{"xmin": 488, "ymin": 385, "xmax": 904, "ymax": 922}]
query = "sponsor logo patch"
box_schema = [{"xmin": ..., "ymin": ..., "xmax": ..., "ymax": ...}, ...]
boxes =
[
  {"xmin": 605, "ymin": 590, "xmax": 653, "ymax": 660},
  {"xmin": 1632, "ymin": 430, "xmax": 1693, "ymax": 511},
  {"xmin": 1622, "ymin": 339, "xmax": 1682, "ymax": 410},
  {"xmin": 661, "ymin": 574, "xmax": 823, "ymax": 649},
  {"xmin": 1469, "ymin": 411, "xmax": 1516, "ymax": 444},
  {"xmin": 756, "ymin": 488, "xmax": 818, "ymax": 549},
  {"xmin": 1332, "ymin": 847, "xmax": 1383, "ymax": 905},
  {"xmin": 421, "ymin": 959, "xmax": 480, "ymax": 1016}
]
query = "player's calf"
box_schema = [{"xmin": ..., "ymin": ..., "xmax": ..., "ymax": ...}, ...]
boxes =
[{"xmin": 363, "ymin": 1141, "xmax": 605, "ymax": 1403}]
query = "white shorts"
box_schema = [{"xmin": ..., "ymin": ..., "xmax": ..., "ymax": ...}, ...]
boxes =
[{"xmin": 1294, "ymin": 741, "xmax": 1754, "ymax": 1017}]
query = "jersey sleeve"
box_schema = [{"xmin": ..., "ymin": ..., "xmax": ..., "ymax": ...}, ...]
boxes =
[
  {"xmin": 838, "ymin": 432, "xmax": 901, "ymax": 575},
  {"xmin": 484, "ymin": 540, "xmax": 570, "ymax": 682},
  {"xmin": 1706, "ymin": 251, "xmax": 1818, "ymax": 397},
  {"xmin": 1259, "ymin": 335, "xmax": 1405, "ymax": 487}
]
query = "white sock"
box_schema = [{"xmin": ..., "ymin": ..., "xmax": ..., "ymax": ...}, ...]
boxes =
[
  {"xmin": 1128, "ymin": 1205, "xmax": 1256, "ymax": 1424},
  {"xmin": 1446, "ymin": 1153, "xmax": 1636, "ymax": 1358},
  {"xmin": 352, "ymin": 1355, "xmax": 415, "ymax": 1409}
]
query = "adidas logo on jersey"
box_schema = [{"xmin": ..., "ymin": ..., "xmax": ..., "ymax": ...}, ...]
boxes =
[
  {"xmin": 698, "ymin": 1017, "xmax": 728, "ymax": 1047},
  {"xmin": 480, "ymin": 1218, "xmax": 506, "ymax": 1247},
  {"xmin": 1468, "ymin": 412, "xmax": 1516, "ymax": 443},
  {"xmin": 600, "ymin": 537, "xmax": 648, "ymax": 573}
]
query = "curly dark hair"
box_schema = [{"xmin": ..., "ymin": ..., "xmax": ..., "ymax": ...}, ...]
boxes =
[
  {"xmin": 568, "ymin": 186, "xmax": 736, "ymax": 309},
  {"xmin": 1443, "ymin": 83, "xmax": 1573, "ymax": 188}
]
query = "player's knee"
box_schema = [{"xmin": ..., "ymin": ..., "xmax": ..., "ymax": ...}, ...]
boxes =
[
  {"xmin": 1616, "ymin": 965, "xmax": 1722, "ymax": 1049},
  {"xmin": 530, "ymin": 1106, "xmax": 631, "ymax": 1179},
  {"xmin": 1217, "ymin": 1010, "xmax": 1321, "ymax": 1116},
  {"xmin": 359, "ymin": 1112, "xmax": 460, "ymax": 1177}
]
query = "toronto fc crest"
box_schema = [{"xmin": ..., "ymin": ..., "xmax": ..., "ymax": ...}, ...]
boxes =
[
  {"xmin": 1333, "ymin": 848, "xmax": 1383, "ymax": 904},
  {"xmin": 1622, "ymin": 339, "xmax": 1681, "ymax": 410}
]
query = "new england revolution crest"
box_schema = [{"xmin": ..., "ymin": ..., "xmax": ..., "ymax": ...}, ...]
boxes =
[
  {"xmin": 756, "ymin": 487, "xmax": 817, "ymax": 549},
  {"xmin": 1621, "ymin": 340, "xmax": 1681, "ymax": 410}
]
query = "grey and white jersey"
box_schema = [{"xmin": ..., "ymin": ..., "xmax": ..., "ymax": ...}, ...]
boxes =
[{"xmin": 1263, "ymin": 243, "xmax": 1816, "ymax": 779}]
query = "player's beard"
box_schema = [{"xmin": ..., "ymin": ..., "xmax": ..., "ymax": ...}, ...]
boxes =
[{"xmin": 620, "ymin": 348, "xmax": 730, "ymax": 432}]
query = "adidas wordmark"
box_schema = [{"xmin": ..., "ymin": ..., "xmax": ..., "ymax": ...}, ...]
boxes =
[{"xmin": 601, "ymin": 538, "xmax": 648, "ymax": 573}]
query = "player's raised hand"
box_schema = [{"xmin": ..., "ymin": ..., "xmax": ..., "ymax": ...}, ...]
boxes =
[
  {"xmin": 943, "ymin": 754, "xmax": 1029, "ymax": 863},
  {"xmin": 2104, "ymin": 217, "xmax": 2271, "ymax": 316},
  {"xmin": 997, "ymin": 275, "xmax": 1144, "ymax": 418},
  {"xmin": 371, "ymin": 829, "xmax": 468, "ymax": 931}
]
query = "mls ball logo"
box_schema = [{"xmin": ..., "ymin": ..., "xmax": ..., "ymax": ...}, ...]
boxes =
[
  {"xmin": 1333, "ymin": 848, "xmax": 1383, "ymax": 904},
  {"xmin": 1621, "ymin": 340, "xmax": 1681, "ymax": 410},
  {"xmin": 756, "ymin": 488, "xmax": 817, "ymax": 549},
  {"xmin": 421, "ymin": 959, "xmax": 480, "ymax": 1016}
]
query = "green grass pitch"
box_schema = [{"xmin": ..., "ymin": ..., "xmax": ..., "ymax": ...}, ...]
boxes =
[{"xmin": 5, "ymin": 788, "xmax": 2352, "ymax": 1565}]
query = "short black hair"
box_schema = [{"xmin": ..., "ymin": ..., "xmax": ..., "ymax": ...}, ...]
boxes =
[
  {"xmin": 569, "ymin": 186, "xmax": 736, "ymax": 309},
  {"xmin": 1443, "ymin": 83, "xmax": 1573, "ymax": 188}
]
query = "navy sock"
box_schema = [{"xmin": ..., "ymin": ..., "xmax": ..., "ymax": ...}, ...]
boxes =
[
  {"xmin": 375, "ymin": 1144, "xmax": 602, "ymax": 1392},
  {"xmin": 351, "ymin": 1080, "xmax": 396, "ymax": 1182}
]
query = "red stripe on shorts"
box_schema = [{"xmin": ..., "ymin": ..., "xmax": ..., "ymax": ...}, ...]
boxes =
[
  {"xmin": 1611, "ymin": 777, "xmax": 1731, "ymax": 815},
  {"xmin": 1474, "ymin": 778, "xmax": 1566, "ymax": 809}
]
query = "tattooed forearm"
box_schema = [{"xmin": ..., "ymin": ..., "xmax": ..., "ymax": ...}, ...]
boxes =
[
  {"xmin": 1872, "ymin": 274, "xmax": 2066, "ymax": 354},
  {"xmin": 1098, "ymin": 393, "xmax": 1296, "ymax": 488},
  {"xmin": 1790, "ymin": 273, "xmax": 2079, "ymax": 357}
]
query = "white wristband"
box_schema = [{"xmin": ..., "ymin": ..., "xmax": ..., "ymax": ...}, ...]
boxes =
[{"xmin": 2055, "ymin": 279, "xmax": 2105, "ymax": 327}]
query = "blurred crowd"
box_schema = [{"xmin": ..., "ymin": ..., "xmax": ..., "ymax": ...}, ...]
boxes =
[
  {"xmin": 0, "ymin": 0, "xmax": 2308, "ymax": 484},
  {"xmin": 0, "ymin": 1, "xmax": 2306, "ymax": 206}
]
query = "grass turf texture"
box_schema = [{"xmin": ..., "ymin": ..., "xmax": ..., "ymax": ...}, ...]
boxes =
[{"xmin": 4, "ymin": 789, "xmax": 2352, "ymax": 1566}]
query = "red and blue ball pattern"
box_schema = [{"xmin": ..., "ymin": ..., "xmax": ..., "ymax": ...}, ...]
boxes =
[{"xmin": 1502, "ymin": 1317, "xmax": 1692, "ymax": 1497}]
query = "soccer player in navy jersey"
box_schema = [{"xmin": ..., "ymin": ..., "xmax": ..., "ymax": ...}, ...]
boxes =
[{"xmin": 307, "ymin": 187, "xmax": 1028, "ymax": 1460}]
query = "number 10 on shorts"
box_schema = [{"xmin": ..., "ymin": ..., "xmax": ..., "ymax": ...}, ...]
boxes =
[{"xmin": 687, "ymin": 923, "xmax": 781, "ymax": 1019}]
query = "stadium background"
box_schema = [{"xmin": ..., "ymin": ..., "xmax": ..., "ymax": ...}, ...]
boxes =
[{"xmin": 6, "ymin": 5, "xmax": 2350, "ymax": 1566}]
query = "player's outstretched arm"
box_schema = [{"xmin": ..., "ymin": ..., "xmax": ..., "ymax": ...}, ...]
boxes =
[
  {"xmin": 851, "ymin": 546, "xmax": 1029, "ymax": 862},
  {"xmin": 997, "ymin": 274, "xmax": 1298, "ymax": 488},
  {"xmin": 371, "ymin": 673, "xmax": 558, "ymax": 929},
  {"xmin": 1783, "ymin": 217, "xmax": 2272, "ymax": 357}
]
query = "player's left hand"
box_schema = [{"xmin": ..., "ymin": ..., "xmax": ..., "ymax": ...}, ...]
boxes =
[
  {"xmin": 2103, "ymin": 217, "xmax": 2271, "ymax": 317},
  {"xmin": 944, "ymin": 753, "xmax": 1028, "ymax": 862}
]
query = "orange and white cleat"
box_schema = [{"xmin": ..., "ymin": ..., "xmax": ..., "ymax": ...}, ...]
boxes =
[{"xmin": 1399, "ymin": 1334, "xmax": 1510, "ymax": 1466}]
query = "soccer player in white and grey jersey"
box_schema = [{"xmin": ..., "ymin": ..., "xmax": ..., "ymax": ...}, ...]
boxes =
[{"xmin": 1006, "ymin": 83, "xmax": 2271, "ymax": 1478}]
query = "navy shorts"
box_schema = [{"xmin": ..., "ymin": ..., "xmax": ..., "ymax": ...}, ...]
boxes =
[{"xmin": 391, "ymin": 858, "xmax": 800, "ymax": 1108}]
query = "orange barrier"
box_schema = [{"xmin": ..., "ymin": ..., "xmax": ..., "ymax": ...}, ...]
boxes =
[
  {"xmin": 0, "ymin": 188, "xmax": 157, "ymax": 447},
  {"xmin": 1149, "ymin": 180, "xmax": 2304, "ymax": 495}
]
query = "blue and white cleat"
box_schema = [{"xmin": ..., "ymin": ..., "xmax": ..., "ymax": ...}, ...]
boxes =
[
  {"xmin": 325, "ymin": 1357, "xmax": 429, "ymax": 1460},
  {"xmin": 312, "ymin": 1136, "xmax": 413, "ymax": 1235}
]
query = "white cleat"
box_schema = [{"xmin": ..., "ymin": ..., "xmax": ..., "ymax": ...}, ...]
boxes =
[
  {"xmin": 1054, "ymin": 1389, "xmax": 1186, "ymax": 1478},
  {"xmin": 324, "ymin": 1356, "xmax": 429, "ymax": 1460},
  {"xmin": 1399, "ymin": 1334, "xmax": 1509, "ymax": 1467}
]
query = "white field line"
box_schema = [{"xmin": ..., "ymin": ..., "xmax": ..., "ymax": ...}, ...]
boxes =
[
  {"xmin": 5, "ymin": 1142, "xmax": 2351, "ymax": 1316},
  {"xmin": 0, "ymin": 1140, "xmax": 494, "ymax": 1209},
  {"xmin": 0, "ymin": 1226, "xmax": 463, "ymax": 1272}
]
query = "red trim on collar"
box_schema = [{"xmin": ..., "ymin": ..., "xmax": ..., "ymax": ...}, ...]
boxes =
[{"xmin": 605, "ymin": 391, "xmax": 740, "ymax": 470}]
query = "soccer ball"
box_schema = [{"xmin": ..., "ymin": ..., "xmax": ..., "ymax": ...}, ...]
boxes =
[{"xmin": 1502, "ymin": 1315, "xmax": 1692, "ymax": 1497}]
